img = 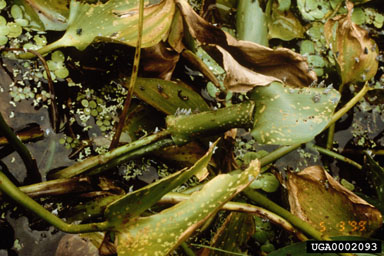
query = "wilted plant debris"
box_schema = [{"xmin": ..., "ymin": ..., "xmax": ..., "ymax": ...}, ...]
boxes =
[{"xmin": 0, "ymin": 0, "xmax": 383, "ymax": 256}]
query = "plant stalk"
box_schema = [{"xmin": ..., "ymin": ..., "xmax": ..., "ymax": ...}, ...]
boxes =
[
  {"xmin": 0, "ymin": 111, "xmax": 40, "ymax": 183},
  {"xmin": 49, "ymin": 130, "xmax": 171, "ymax": 179},
  {"xmin": 0, "ymin": 170, "xmax": 110, "ymax": 233},
  {"xmin": 312, "ymin": 145, "xmax": 362, "ymax": 170}
]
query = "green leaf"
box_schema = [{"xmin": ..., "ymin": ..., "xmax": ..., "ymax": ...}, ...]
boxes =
[
  {"xmin": 32, "ymin": 0, "xmax": 175, "ymax": 55},
  {"xmin": 114, "ymin": 160, "xmax": 260, "ymax": 256},
  {"xmin": 104, "ymin": 139, "xmax": 219, "ymax": 225},
  {"xmin": 267, "ymin": 2, "xmax": 305, "ymax": 41},
  {"xmin": 250, "ymin": 82, "xmax": 340, "ymax": 145},
  {"xmin": 236, "ymin": 0, "xmax": 268, "ymax": 46},
  {"xmin": 131, "ymin": 77, "xmax": 210, "ymax": 115}
]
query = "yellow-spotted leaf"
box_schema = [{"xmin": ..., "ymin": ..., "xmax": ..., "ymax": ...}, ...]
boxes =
[
  {"xmin": 250, "ymin": 82, "xmax": 340, "ymax": 145},
  {"xmin": 129, "ymin": 77, "xmax": 210, "ymax": 115},
  {"xmin": 104, "ymin": 140, "xmax": 218, "ymax": 224},
  {"xmin": 115, "ymin": 160, "xmax": 260, "ymax": 256}
]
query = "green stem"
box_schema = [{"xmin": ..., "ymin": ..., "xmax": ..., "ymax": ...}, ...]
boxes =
[
  {"xmin": 18, "ymin": 38, "xmax": 66, "ymax": 58},
  {"xmin": 49, "ymin": 130, "xmax": 171, "ymax": 179},
  {"xmin": 0, "ymin": 170, "xmax": 110, "ymax": 233},
  {"xmin": 180, "ymin": 242, "xmax": 196, "ymax": 256},
  {"xmin": 0, "ymin": 111, "xmax": 40, "ymax": 182},
  {"xmin": 326, "ymin": 124, "xmax": 336, "ymax": 150},
  {"xmin": 326, "ymin": 83, "xmax": 345, "ymax": 150},
  {"xmin": 243, "ymin": 188, "xmax": 328, "ymax": 241},
  {"xmin": 86, "ymin": 138, "xmax": 174, "ymax": 176},
  {"xmin": 326, "ymin": 82, "xmax": 370, "ymax": 129},
  {"xmin": 259, "ymin": 144, "xmax": 301, "ymax": 167},
  {"xmin": 167, "ymin": 101, "xmax": 254, "ymax": 146},
  {"xmin": 312, "ymin": 145, "xmax": 362, "ymax": 170},
  {"xmin": 11, "ymin": 177, "xmax": 93, "ymax": 198}
]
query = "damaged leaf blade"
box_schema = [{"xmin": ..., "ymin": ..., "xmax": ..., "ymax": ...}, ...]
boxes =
[
  {"xmin": 34, "ymin": 0, "xmax": 175, "ymax": 55},
  {"xmin": 285, "ymin": 166, "xmax": 382, "ymax": 237},
  {"xmin": 115, "ymin": 160, "xmax": 260, "ymax": 256},
  {"xmin": 104, "ymin": 140, "xmax": 219, "ymax": 224},
  {"xmin": 250, "ymin": 82, "xmax": 340, "ymax": 145}
]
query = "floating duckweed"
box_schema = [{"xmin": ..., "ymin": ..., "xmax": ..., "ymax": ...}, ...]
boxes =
[
  {"xmin": 66, "ymin": 137, "xmax": 73, "ymax": 143},
  {"xmin": 81, "ymin": 99, "xmax": 89, "ymax": 107},
  {"xmin": 54, "ymin": 68, "xmax": 69, "ymax": 79},
  {"xmin": 47, "ymin": 60, "xmax": 59, "ymax": 71},
  {"xmin": 103, "ymin": 120, "xmax": 110, "ymax": 126},
  {"xmin": 11, "ymin": 5, "xmax": 23, "ymax": 20},
  {"xmin": 97, "ymin": 106, "xmax": 103, "ymax": 112},
  {"xmin": 96, "ymin": 120, "xmax": 103, "ymax": 126},
  {"xmin": 100, "ymin": 126, "xmax": 107, "ymax": 132},
  {"xmin": 43, "ymin": 70, "xmax": 56, "ymax": 80},
  {"xmin": 84, "ymin": 108, "xmax": 91, "ymax": 114},
  {"xmin": 0, "ymin": 0, "xmax": 6, "ymax": 9},
  {"xmin": 0, "ymin": 25, "xmax": 10, "ymax": 36},
  {"xmin": 89, "ymin": 100, "xmax": 97, "ymax": 109},
  {"xmin": 23, "ymin": 43, "xmax": 36, "ymax": 50},
  {"xmin": 13, "ymin": 95, "xmax": 20, "ymax": 102},
  {"xmin": 0, "ymin": 35, "xmax": 7, "ymax": 45},
  {"xmin": 0, "ymin": 16, "xmax": 6, "ymax": 26},
  {"xmin": 34, "ymin": 35, "xmax": 47, "ymax": 46},
  {"xmin": 91, "ymin": 109, "xmax": 98, "ymax": 116},
  {"xmin": 51, "ymin": 50, "xmax": 65, "ymax": 63},
  {"xmin": 15, "ymin": 19, "xmax": 28, "ymax": 27},
  {"xmin": 59, "ymin": 138, "xmax": 66, "ymax": 144},
  {"xmin": 7, "ymin": 22, "xmax": 22, "ymax": 38}
]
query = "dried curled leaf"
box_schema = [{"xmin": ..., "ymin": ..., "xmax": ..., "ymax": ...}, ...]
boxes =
[
  {"xmin": 209, "ymin": 45, "xmax": 279, "ymax": 93},
  {"xmin": 285, "ymin": 166, "xmax": 382, "ymax": 237},
  {"xmin": 175, "ymin": 0, "xmax": 316, "ymax": 89},
  {"xmin": 324, "ymin": 1, "xmax": 379, "ymax": 85}
]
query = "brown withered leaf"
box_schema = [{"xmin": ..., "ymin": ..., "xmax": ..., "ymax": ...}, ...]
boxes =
[
  {"xmin": 207, "ymin": 45, "xmax": 280, "ymax": 92},
  {"xmin": 141, "ymin": 41, "xmax": 180, "ymax": 80},
  {"xmin": 285, "ymin": 166, "xmax": 382, "ymax": 237},
  {"xmin": 324, "ymin": 1, "xmax": 378, "ymax": 85},
  {"xmin": 175, "ymin": 0, "xmax": 316, "ymax": 89}
]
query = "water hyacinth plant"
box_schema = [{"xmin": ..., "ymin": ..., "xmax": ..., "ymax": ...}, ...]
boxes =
[{"xmin": 0, "ymin": 0, "xmax": 383, "ymax": 255}]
